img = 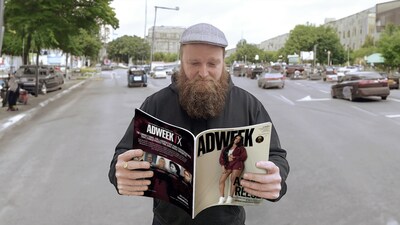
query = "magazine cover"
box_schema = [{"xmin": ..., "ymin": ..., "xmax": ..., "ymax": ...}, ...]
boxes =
[
  {"xmin": 193, "ymin": 121, "xmax": 271, "ymax": 217},
  {"xmin": 132, "ymin": 108, "xmax": 272, "ymax": 218},
  {"xmin": 133, "ymin": 108, "xmax": 196, "ymax": 216}
]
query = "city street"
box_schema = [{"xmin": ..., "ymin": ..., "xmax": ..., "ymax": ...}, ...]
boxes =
[{"xmin": 0, "ymin": 69, "xmax": 400, "ymax": 225}]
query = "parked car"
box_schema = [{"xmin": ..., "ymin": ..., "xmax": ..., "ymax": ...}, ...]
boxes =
[
  {"xmin": 380, "ymin": 72, "xmax": 400, "ymax": 89},
  {"xmin": 232, "ymin": 64, "xmax": 246, "ymax": 77},
  {"xmin": 15, "ymin": 65, "xmax": 64, "ymax": 95},
  {"xmin": 247, "ymin": 66, "xmax": 264, "ymax": 79},
  {"xmin": 323, "ymin": 66, "xmax": 338, "ymax": 82},
  {"xmin": 150, "ymin": 66, "xmax": 168, "ymax": 79},
  {"xmin": 163, "ymin": 64, "xmax": 179, "ymax": 76},
  {"xmin": 127, "ymin": 67, "xmax": 147, "ymax": 87},
  {"xmin": 308, "ymin": 67, "xmax": 322, "ymax": 80},
  {"xmin": 55, "ymin": 65, "xmax": 69, "ymax": 78},
  {"xmin": 0, "ymin": 79, "xmax": 6, "ymax": 104},
  {"xmin": 257, "ymin": 68, "xmax": 285, "ymax": 89},
  {"xmin": 388, "ymin": 73, "xmax": 400, "ymax": 89},
  {"xmin": 331, "ymin": 71, "xmax": 390, "ymax": 101},
  {"xmin": 285, "ymin": 64, "xmax": 305, "ymax": 79},
  {"xmin": 101, "ymin": 64, "xmax": 113, "ymax": 71}
]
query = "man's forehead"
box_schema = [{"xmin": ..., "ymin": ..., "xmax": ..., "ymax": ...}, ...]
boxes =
[{"xmin": 181, "ymin": 44, "xmax": 224, "ymax": 59}]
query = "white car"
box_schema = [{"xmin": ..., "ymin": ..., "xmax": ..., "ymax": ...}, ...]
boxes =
[
  {"xmin": 326, "ymin": 74, "xmax": 338, "ymax": 82},
  {"xmin": 337, "ymin": 66, "xmax": 360, "ymax": 81},
  {"xmin": 151, "ymin": 66, "xmax": 167, "ymax": 79}
]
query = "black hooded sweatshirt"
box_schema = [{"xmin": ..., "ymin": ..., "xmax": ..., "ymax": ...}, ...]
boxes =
[{"xmin": 109, "ymin": 77, "xmax": 289, "ymax": 225}]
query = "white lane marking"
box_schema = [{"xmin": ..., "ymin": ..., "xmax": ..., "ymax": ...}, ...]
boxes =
[
  {"xmin": 319, "ymin": 89, "xmax": 330, "ymax": 94},
  {"xmin": 386, "ymin": 114, "xmax": 400, "ymax": 118},
  {"xmin": 297, "ymin": 95, "xmax": 331, "ymax": 101},
  {"xmin": 387, "ymin": 218, "xmax": 399, "ymax": 225},
  {"xmin": 0, "ymin": 114, "xmax": 27, "ymax": 130},
  {"xmin": 388, "ymin": 98, "xmax": 400, "ymax": 103},
  {"xmin": 279, "ymin": 95, "xmax": 295, "ymax": 105},
  {"xmin": 351, "ymin": 105, "xmax": 377, "ymax": 116}
]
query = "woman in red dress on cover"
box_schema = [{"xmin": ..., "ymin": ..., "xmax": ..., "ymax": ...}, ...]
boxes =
[{"xmin": 218, "ymin": 134, "xmax": 247, "ymax": 204}]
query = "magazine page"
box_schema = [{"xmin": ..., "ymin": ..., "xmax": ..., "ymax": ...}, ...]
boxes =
[
  {"xmin": 193, "ymin": 122, "xmax": 272, "ymax": 218},
  {"xmin": 132, "ymin": 108, "xmax": 195, "ymax": 216}
]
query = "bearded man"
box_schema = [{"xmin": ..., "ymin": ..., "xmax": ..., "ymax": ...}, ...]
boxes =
[{"xmin": 109, "ymin": 23, "xmax": 289, "ymax": 225}]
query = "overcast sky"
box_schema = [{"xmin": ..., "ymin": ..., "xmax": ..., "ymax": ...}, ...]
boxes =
[{"xmin": 110, "ymin": 0, "xmax": 391, "ymax": 49}]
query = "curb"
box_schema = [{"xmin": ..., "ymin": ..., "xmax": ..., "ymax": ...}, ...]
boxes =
[{"xmin": 0, "ymin": 79, "xmax": 87, "ymax": 136}]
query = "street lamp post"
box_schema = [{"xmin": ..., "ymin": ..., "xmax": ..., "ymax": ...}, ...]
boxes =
[
  {"xmin": 327, "ymin": 50, "xmax": 331, "ymax": 66},
  {"xmin": 0, "ymin": 0, "xmax": 5, "ymax": 55},
  {"xmin": 313, "ymin": 44, "xmax": 318, "ymax": 68},
  {"xmin": 347, "ymin": 46, "xmax": 350, "ymax": 66},
  {"xmin": 150, "ymin": 6, "xmax": 179, "ymax": 71}
]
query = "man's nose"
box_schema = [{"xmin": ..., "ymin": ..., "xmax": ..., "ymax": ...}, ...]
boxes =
[{"xmin": 198, "ymin": 65, "xmax": 209, "ymax": 78}]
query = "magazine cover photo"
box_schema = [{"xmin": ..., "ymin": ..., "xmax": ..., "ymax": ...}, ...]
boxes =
[
  {"xmin": 132, "ymin": 109, "xmax": 195, "ymax": 215},
  {"xmin": 193, "ymin": 122, "xmax": 272, "ymax": 217}
]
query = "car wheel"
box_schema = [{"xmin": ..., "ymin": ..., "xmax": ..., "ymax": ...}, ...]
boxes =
[
  {"xmin": 41, "ymin": 83, "xmax": 47, "ymax": 95},
  {"xmin": 382, "ymin": 96, "xmax": 387, "ymax": 100},
  {"xmin": 343, "ymin": 86, "xmax": 353, "ymax": 101}
]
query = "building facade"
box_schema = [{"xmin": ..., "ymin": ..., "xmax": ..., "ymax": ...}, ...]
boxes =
[
  {"xmin": 258, "ymin": 33, "xmax": 289, "ymax": 52},
  {"xmin": 323, "ymin": 7, "xmax": 377, "ymax": 51},
  {"xmin": 234, "ymin": 1, "xmax": 400, "ymax": 54},
  {"xmin": 146, "ymin": 26, "xmax": 185, "ymax": 54},
  {"xmin": 376, "ymin": 0, "xmax": 400, "ymax": 32}
]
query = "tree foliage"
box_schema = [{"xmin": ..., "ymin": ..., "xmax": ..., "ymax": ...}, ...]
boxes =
[
  {"xmin": 378, "ymin": 24, "xmax": 400, "ymax": 69},
  {"xmin": 3, "ymin": 0, "xmax": 119, "ymax": 64},
  {"xmin": 153, "ymin": 52, "xmax": 178, "ymax": 63},
  {"xmin": 76, "ymin": 29, "xmax": 103, "ymax": 61},
  {"xmin": 225, "ymin": 39, "xmax": 264, "ymax": 64},
  {"xmin": 106, "ymin": 35, "xmax": 150, "ymax": 64},
  {"xmin": 282, "ymin": 24, "xmax": 346, "ymax": 65}
]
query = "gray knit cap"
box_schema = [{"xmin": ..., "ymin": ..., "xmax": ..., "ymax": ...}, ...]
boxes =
[{"xmin": 180, "ymin": 23, "xmax": 228, "ymax": 48}]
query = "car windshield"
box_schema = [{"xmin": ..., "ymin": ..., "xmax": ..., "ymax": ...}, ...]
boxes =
[
  {"xmin": 131, "ymin": 70, "xmax": 145, "ymax": 75},
  {"xmin": 17, "ymin": 67, "xmax": 36, "ymax": 75},
  {"xmin": 263, "ymin": 72, "xmax": 283, "ymax": 78},
  {"xmin": 154, "ymin": 67, "xmax": 165, "ymax": 71},
  {"xmin": 266, "ymin": 68, "xmax": 281, "ymax": 74}
]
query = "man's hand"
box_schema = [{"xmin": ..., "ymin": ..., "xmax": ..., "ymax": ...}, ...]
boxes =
[
  {"xmin": 240, "ymin": 161, "xmax": 282, "ymax": 200},
  {"xmin": 115, "ymin": 149, "xmax": 154, "ymax": 196}
]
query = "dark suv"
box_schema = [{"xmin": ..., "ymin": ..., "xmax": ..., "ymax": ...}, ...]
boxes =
[
  {"xmin": 15, "ymin": 65, "xmax": 64, "ymax": 94},
  {"xmin": 127, "ymin": 66, "xmax": 147, "ymax": 87}
]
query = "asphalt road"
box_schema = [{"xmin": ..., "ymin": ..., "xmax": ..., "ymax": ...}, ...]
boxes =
[{"xmin": 0, "ymin": 69, "xmax": 399, "ymax": 225}]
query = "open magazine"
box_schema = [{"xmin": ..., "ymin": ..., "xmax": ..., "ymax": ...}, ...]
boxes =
[{"xmin": 133, "ymin": 108, "xmax": 272, "ymax": 218}]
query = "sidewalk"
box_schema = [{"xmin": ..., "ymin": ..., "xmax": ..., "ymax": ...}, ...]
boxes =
[{"xmin": 0, "ymin": 75, "xmax": 89, "ymax": 135}]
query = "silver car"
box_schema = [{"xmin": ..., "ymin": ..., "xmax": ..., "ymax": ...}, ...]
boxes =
[{"xmin": 257, "ymin": 68, "xmax": 285, "ymax": 89}]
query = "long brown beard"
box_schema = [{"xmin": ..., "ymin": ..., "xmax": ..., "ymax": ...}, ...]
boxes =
[{"xmin": 176, "ymin": 68, "xmax": 229, "ymax": 119}]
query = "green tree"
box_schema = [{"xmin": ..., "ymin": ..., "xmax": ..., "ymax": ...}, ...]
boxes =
[
  {"xmin": 107, "ymin": 35, "xmax": 150, "ymax": 64},
  {"xmin": 377, "ymin": 24, "xmax": 400, "ymax": 70},
  {"xmin": 1, "ymin": 29, "xmax": 22, "ymax": 56},
  {"xmin": 282, "ymin": 24, "xmax": 345, "ymax": 65},
  {"xmin": 233, "ymin": 39, "xmax": 264, "ymax": 64},
  {"xmin": 78, "ymin": 29, "xmax": 103, "ymax": 63},
  {"xmin": 4, "ymin": 0, "xmax": 119, "ymax": 64}
]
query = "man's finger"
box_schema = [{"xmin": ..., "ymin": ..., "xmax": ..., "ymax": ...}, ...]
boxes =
[
  {"xmin": 255, "ymin": 161, "xmax": 279, "ymax": 174},
  {"xmin": 118, "ymin": 149, "xmax": 144, "ymax": 162}
]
